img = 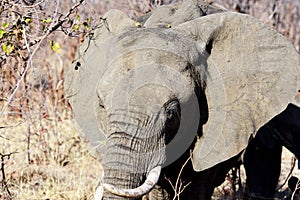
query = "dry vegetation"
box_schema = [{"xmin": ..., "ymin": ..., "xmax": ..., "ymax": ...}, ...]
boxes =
[
  {"xmin": 0, "ymin": 0, "xmax": 300, "ymax": 199},
  {"xmin": 0, "ymin": 118, "xmax": 100, "ymax": 199}
]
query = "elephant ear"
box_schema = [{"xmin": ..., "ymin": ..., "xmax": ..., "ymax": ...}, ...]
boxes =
[
  {"xmin": 175, "ymin": 12, "xmax": 300, "ymax": 171},
  {"xmin": 64, "ymin": 9, "xmax": 135, "ymax": 158}
]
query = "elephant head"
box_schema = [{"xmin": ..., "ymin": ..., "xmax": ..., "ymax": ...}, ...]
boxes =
[{"xmin": 65, "ymin": 0, "xmax": 300, "ymax": 199}]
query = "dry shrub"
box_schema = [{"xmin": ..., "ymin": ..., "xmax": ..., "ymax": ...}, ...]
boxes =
[{"xmin": 0, "ymin": 118, "xmax": 101, "ymax": 200}]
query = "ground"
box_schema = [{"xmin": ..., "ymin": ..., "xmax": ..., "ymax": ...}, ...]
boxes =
[{"xmin": 1, "ymin": 117, "xmax": 300, "ymax": 199}]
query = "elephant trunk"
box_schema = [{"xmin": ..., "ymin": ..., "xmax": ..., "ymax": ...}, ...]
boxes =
[
  {"xmin": 97, "ymin": 117, "xmax": 164, "ymax": 198},
  {"xmin": 103, "ymin": 166, "xmax": 161, "ymax": 198},
  {"xmin": 96, "ymin": 168, "xmax": 142, "ymax": 200},
  {"xmin": 96, "ymin": 142, "xmax": 162, "ymax": 200}
]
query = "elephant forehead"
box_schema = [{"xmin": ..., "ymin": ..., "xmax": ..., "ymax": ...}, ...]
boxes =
[
  {"xmin": 97, "ymin": 62, "xmax": 195, "ymax": 111},
  {"xmin": 117, "ymin": 28, "xmax": 194, "ymax": 51},
  {"xmin": 128, "ymin": 85, "xmax": 173, "ymax": 107},
  {"xmin": 96, "ymin": 46, "xmax": 196, "ymax": 109},
  {"xmin": 114, "ymin": 28, "xmax": 205, "ymax": 67}
]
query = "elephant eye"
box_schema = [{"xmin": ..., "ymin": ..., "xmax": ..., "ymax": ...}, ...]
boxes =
[
  {"xmin": 164, "ymin": 99, "xmax": 181, "ymax": 144},
  {"xmin": 165, "ymin": 99, "xmax": 180, "ymax": 124},
  {"xmin": 166, "ymin": 109, "xmax": 180, "ymax": 126}
]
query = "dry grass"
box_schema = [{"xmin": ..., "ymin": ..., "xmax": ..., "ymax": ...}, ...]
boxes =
[
  {"xmin": 0, "ymin": 117, "xmax": 101, "ymax": 200},
  {"xmin": 1, "ymin": 117, "xmax": 299, "ymax": 199}
]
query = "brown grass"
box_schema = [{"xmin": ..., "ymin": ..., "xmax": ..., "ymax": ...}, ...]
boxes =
[{"xmin": 0, "ymin": 117, "xmax": 101, "ymax": 199}]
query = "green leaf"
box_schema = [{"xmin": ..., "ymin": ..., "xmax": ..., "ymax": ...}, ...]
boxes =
[
  {"xmin": 72, "ymin": 24, "xmax": 80, "ymax": 31},
  {"xmin": 25, "ymin": 18, "xmax": 31, "ymax": 24},
  {"xmin": 9, "ymin": 44, "xmax": 14, "ymax": 53},
  {"xmin": 42, "ymin": 18, "xmax": 52, "ymax": 23},
  {"xmin": 2, "ymin": 44, "xmax": 8, "ymax": 53},
  {"xmin": 1, "ymin": 22, "xmax": 9, "ymax": 28},
  {"xmin": 50, "ymin": 40, "xmax": 61, "ymax": 53},
  {"xmin": 0, "ymin": 29, "xmax": 6, "ymax": 39},
  {"xmin": 2, "ymin": 43, "xmax": 14, "ymax": 54},
  {"xmin": 77, "ymin": 15, "xmax": 81, "ymax": 21}
]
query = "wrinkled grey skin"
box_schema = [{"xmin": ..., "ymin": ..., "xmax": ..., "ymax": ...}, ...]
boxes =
[{"xmin": 65, "ymin": 0, "xmax": 300, "ymax": 199}]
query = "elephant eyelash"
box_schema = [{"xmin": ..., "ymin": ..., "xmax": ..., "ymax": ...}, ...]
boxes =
[
  {"xmin": 164, "ymin": 99, "xmax": 181, "ymax": 120},
  {"xmin": 163, "ymin": 97, "xmax": 178, "ymax": 108},
  {"xmin": 99, "ymin": 103, "xmax": 105, "ymax": 109},
  {"xmin": 164, "ymin": 99, "xmax": 181, "ymax": 144},
  {"xmin": 97, "ymin": 93, "xmax": 105, "ymax": 109}
]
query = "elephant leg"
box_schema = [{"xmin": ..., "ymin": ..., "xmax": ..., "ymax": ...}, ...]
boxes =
[
  {"xmin": 181, "ymin": 152, "xmax": 242, "ymax": 200},
  {"xmin": 243, "ymin": 132, "xmax": 282, "ymax": 199}
]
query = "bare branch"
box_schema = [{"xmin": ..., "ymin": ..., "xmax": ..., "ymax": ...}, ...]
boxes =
[
  {"xmin": 0, "ymin": 0, "xmax": 86, "ymax": 119},
  {"xmin": 0, "ymin": 152, "xmax": 18, "ymax": 197},
  {"xmin": 165, "ymin": 151, "xmax": 192, "ymax": 200}
]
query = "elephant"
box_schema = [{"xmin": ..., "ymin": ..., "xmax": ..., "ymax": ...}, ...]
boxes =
[
  {"xmin": 243, "ymin": 94, "xmax": 300, "ymax": 199},
  {"xmin": 288, "ymin": 176, "xmax": 300, "ymax": 198},
  {"xmin": 64, "ymin": 0, "xmax": 300, "ymax": 199}
]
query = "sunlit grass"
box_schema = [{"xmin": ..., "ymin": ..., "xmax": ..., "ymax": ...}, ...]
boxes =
[{"xmin": 0, "ymin": 118, "xmax": 101, "ymax": 200}]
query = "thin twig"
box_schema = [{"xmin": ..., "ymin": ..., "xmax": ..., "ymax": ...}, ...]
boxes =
[
  {"xmin": 0, "ymin": 152, "xmax": 18, "ymax": 197},
  {"xmin": 21, "ymin": 16, "xmax": 31, "ymax": 53},
  {"xmin": 165, "ymin": 151, "xmax": 192, "ymax": 200},
  {"xmin": 174, "ymin": 153, "xmax": 192, "ymax": 196},
  {"xmin": 26, "ymin": 116, "xmax": 31, "ymax": 164}
]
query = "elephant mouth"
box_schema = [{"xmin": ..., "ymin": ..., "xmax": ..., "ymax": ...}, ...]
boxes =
[{"xmin": 96, "ymin": 166, "xmax": 162, "ymax": 198}]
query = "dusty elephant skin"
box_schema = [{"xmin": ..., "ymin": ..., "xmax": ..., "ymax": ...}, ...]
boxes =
[{"xmin": 65, "ymin": 0, "xmax": 300, "ymax": 199}]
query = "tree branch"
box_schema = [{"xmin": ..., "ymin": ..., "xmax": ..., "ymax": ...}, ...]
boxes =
[{"xmin": 0, "ymin": 0, "xmax": 86, "ymax": 118}]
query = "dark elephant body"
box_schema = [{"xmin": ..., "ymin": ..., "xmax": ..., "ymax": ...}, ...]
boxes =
[
  {"xmin": 244, "ymin": 130, "xmax": 282, "ymax": 199},
  {"xmin": 154, "ymin": 148, "xmax": 242, "ymax": 199},
  {"xmin": 244, "ymin": 103, "xmax": 300, "ymax": 199}
]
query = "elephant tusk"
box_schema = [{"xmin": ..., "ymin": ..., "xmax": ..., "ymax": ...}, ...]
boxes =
[{"xmin": 104, "ymin": 166, "xmax": 162, "ymax": 198}]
